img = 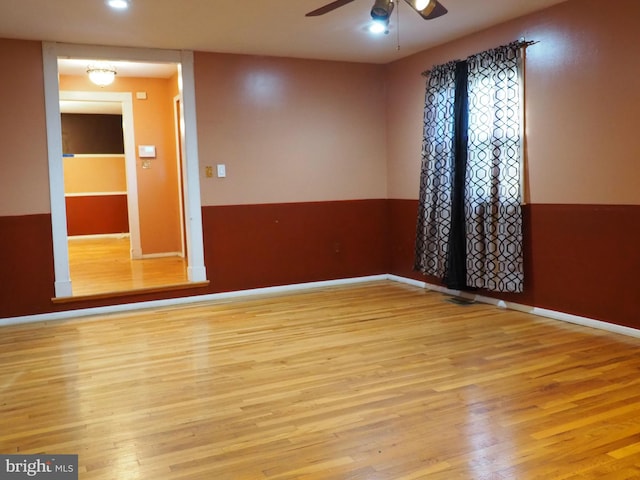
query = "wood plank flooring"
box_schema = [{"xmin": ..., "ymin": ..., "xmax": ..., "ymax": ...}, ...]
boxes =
[
  {"xmin": 2, "ymin": 281, "xmax": 640, "ymax": 479},
  {"xmin": 67, "ymin": 236, "xmax": 188, "ymax": 296}
]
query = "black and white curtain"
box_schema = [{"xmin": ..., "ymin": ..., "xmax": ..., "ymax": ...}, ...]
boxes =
[{"xmin": 415, "ymin": 42, "xmax": 525, "ymax": 293}]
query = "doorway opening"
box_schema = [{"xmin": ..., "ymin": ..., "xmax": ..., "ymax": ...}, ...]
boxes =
[
  {"xmin": 43, "ymin": 43, "xmax": 207, "ymax": 299},
  {"xmin": 58, "ymin": 62, "xmax": 187, "ymax": 297}
]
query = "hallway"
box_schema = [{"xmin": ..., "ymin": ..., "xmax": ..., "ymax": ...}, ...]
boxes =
[{"xmin": 68, "ymin": 236, "xmax": 188, "ymax": 297}]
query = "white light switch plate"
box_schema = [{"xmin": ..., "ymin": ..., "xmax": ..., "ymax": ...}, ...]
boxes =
[{"xmin": 217, "ymin": 164, "xmax": 226, "ymax": 178}]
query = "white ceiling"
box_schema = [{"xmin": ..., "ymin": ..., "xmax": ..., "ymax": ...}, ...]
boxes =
[{"xmin": 1, "ymin": 0, "xmax": 568, "ymax": 65}]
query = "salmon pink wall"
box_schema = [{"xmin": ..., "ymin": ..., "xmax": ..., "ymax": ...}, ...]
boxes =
[
  {"xmin": 60, "ymin": 74, "xmax": 183, "ymax": 255},
  {"xmin": 194, "ymin": 53, "xmax": 388, "ymax": 206},
  {"xmin": 386, "ymin": 0, "xmax": 640, "ymax": 205},
  {"xmin": 0, "ymin": 39, "xmax": 50, "ymax": 216}
]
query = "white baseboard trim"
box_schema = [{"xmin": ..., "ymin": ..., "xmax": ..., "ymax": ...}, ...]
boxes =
[
  {"xmin": 386, "ymin": 274, "xmax": 427, "ymax": 289},
  {"xmin": 0, "ymin": 275, "xmax": 387, "ymax": 328},
  {"xmin": 187, "ymin": 265, "xmax": 207, "ymax": 283},
  {"xmin": 68, "ymin": 233, "xmax": 130, "ymax": 240},
  {"xmin": 389, "ymin": 274, "xmax": 640, "ymax": 339},
  {"xmin": 140, "ymin": 252, "xmax": 184, "ymax": 259},
  {"xmin": 2, "ymin": 273, "xmax": 639, "ymax": 340}
]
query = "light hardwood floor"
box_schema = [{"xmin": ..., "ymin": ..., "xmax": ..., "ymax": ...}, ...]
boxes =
[
  {"xmin": 67, "ymin": 236, "xmax": 188, "ymax": 296},
  {"xmin": 2, "ymin": 281, "xmax": 640, "ymax": 479}
]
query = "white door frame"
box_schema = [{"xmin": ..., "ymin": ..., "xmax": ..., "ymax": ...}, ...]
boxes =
[
  {"xmin": 42, "ymin": 42, "xmax": 207, "ymax": 298},
  {"xmin": 173, "ymin": 94, "xmax": 186, "ymax": 257},
  {"xmin": 59, "ymin": 91, "xmax": 142, "ymax": 259}
]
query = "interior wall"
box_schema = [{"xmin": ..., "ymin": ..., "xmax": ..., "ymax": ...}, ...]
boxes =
[
  {"xmin": 63, "ymin": 155, "xmax": 129, "ymax": 236},
  {"xmin": 385, "ymin": 0, "xmax": 640, "ymax": 328},
  {"xmin": 193, "ymin": 53, "xmax": 390, "ymax": 293},
  {"xmin": 59, "ymin": 74, "xmax": 182, "ymax": 255},
  {"xmin": 0, "ymin": 39, "xmax": 50, "ymax": 217},
  {"xmin": 63, "ymin": 155, "xmax": 127, "ymax": 194},
  {"xmin": 61, "ymin": 113, "xmax": 124, "ymax": 154},
  {"xmin": 0, "ymin": 39, "xmax": 56, "ymax": 316},
  {"xmin": 386, "ymin": 0, "xmax": 640, "ymax": 204},
  {"xmin": 61, "ymin": 114, "xmax": 128, "ymax": 236},
  {"xmin": 194, "ymin": 52, "xmax": 388, "ymax": 206}
]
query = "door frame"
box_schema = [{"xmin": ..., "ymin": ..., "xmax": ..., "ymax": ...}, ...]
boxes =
[
  {"xmin": 173, "ymin": 94, "xmax": 186, "ymax": 258},
  {"xmin": 60, "ymin": 91, "xmax": 142, "ymax": 259},
  {"xmin": 42, "ymin": 42, "xmax": 207, "ymax": 298}
]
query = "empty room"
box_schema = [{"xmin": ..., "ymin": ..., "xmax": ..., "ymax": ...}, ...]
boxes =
[{"xmin": 1, "ymin": 0, "xmax": 639, "ymax": 478}]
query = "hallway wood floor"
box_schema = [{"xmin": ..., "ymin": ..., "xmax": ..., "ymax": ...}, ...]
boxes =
[
  {"xmin": 1, "ymin": 282, "xmax": 640, "ymax": 479},
  {"xmin": 67, "ymin": 236, "xmax": 188, "ymax": 296}
]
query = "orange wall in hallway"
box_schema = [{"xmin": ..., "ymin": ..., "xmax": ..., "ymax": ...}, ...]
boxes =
[{"xmin": 59, "ymin": 74, "xmax": 183, "ymax": 255}]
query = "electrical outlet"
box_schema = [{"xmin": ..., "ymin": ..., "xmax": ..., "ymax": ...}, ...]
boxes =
[{"xmin": 205, "ymin": 166, "xmax": 213, "ymax": 178}]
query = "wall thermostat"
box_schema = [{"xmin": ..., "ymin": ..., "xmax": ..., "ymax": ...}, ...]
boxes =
[{"xmin": 138, "ymin": 145, "xmax": 156, "ymax": 158}]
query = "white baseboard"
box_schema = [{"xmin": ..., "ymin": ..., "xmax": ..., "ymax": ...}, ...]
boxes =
[
  {"xmin": 68, "ymin": 233, "xmax": 130, "ymax": 240},
  {"xmin": 140, "ymin": 252, "xmax": 184, "ymax": 259},
  {"xmin": 0, "ymin": 275, "xmax": 387, "ymax": 328},
  {"xmin": 2, "ymin": 274, "xmax": 639, "ymax": 340},
  {"xmin": 389, "ymin": 275, "xmax": 640, "ymax": 339},
  {"xmin": 386, "ymin": 274, "xmax": 427, "ymax": 289}
]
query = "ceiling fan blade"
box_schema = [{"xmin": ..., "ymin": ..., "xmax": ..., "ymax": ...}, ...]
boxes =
[
  {"xmin": 417, "ymin": 1, "xmax": 447, "ymax": 20},
  {"xmin": 305, "ymin": 0, "xmax": 356, "ymax": 16}
]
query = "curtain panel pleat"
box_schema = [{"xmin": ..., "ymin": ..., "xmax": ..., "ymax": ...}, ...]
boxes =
[
  {"xmin": 444, "ymin": 61, "xmax": 469, "ymax": 290},
  {"xmin": 414, "ymin": 62, "xmax": 457, "ymax": 279},
  {"xmin": 465, "ymin": 44, "xmax": 524, "ymax": 292}
]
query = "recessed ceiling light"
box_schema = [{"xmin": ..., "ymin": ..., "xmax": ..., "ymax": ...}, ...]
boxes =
[{"xmin": 106, "ymin": 0, "xmax": 130, "ymax": 10}]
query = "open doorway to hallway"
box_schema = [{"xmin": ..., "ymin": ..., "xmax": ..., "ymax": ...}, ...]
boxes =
[
  {"xmin": 43, "ymin": 43, "xmax": 208, "ymax": 300},
  {"xmin": 58, "ymin": 59, "xmax": 189, "ymax": 297}
]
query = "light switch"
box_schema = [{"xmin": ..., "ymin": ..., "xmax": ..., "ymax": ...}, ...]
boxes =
[
  {"xmin": 205, "ymin": 166, "xmax": 213, "ymax": 178},
  {"xmin": 217, "ymin": 164, "xmax": 226, "ymax": 178}
]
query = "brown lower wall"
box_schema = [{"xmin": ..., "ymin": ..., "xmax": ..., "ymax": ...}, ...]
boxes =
[
  {"xmin": 66, "ymin": 195, "xmax": 129, "ymax": 236},
  {"xmin": 201, "ymin": 200, "xmax": 390, "ymax": 292},
  {"xmin": 0, "ymin": 200, "xmax": 390, "ymax": 318},
  {"xmin": 389, "ymin": 199, "xmax": 640, "ymax": 330},
  {"xmin": 0, "ymin": 214, "xmax": 56, "ymax": 317},
  {"xmin": 1, "ymin": 201, "xmax": 639, "ymax": 330}
]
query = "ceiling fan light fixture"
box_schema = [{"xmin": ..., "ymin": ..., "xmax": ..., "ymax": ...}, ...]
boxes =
[
  {"xmin": 404, "ymin": 0, "xmax": 436, "ymax": 16},
  {"xmin": 370, "ymin": 0, "xmax": 394, "ymax": 21},
  {"xmin": 369, "ymin": 19, "xmax": 389, "ymax": 34},
  {"xmin": 414, "ymin": 0, "xmax": 432, "ymax": 10}
]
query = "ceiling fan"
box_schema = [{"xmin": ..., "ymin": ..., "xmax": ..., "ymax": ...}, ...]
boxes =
[{"xmin": 306, "ymin": 0, "xmax": 448, "ymax": 22}]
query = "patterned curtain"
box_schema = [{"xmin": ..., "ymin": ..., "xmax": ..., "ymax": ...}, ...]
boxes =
[
  {"xmin": 415, "ymin": 42, "xmax": 524, "ymax": 293},
  {"xmin": 414, "ymin": 62, "xmax": 457, "ymax": 278},
  {"xmin": 465, "ymin": 43, "xmax": 523, "ymax": 292}
]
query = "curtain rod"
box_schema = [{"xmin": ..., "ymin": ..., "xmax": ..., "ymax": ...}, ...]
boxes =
[{"xmin": 421, "ymin": 39, "xmax": 538, "ymax": 77}]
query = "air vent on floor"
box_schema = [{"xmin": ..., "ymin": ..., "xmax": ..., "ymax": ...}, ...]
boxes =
[{"xmin": 445, "ymin": 296, "xmax": 476, "ymax": 306}]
